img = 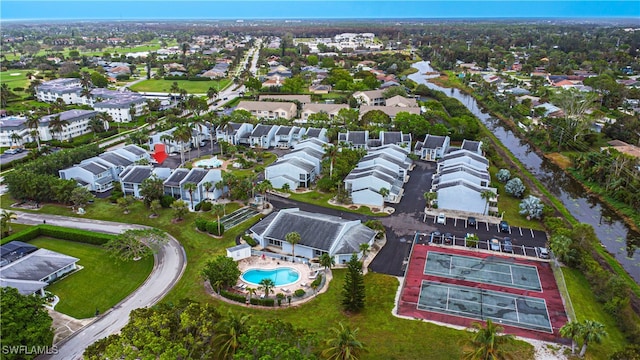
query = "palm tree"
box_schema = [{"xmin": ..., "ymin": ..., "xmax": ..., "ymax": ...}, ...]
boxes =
[
  {"xmin": 170, "ymin": 81, "xmax": 181, "ymax": 98},
  {"xmin": 378, "ymin": 187, "xmax": 389, "ymax": 203},
  {"xmin": 47, "ymin": 115, "xmax": 69, "ymax": 141},
  {"xmin": 213, "ymin": 312, "xmax": 250, "ymax": 360},
  {"xmin": 559, "ymin": 321, "xmax": 582, "ymax": 355},
  {"xmin": 212, "ymin": 203, "xmax": 225, "ymax": 235},
  {"xmin": 146, "ymin": 114, "xmax": 158, "ymax": 131},
  {"xmin": 285, "ymin": 231, "xmax": 301, "ymax": 262},
  {"xmin": 322, "ymin": 322, "xmax": 366, "ymax": 360},
  {"xmin": 87, "ymin": 117, "xmax": 105, "ymax": 139},
  {"xmin": 423, "ymin": 191, "xmax": 437, "ymax": 209},
  {"xmin": 259, "ymin": 278, "xmax": 275, "ymax": 298},
  {"xmin": 461, "ymin": 319, "xmax": 515, "ymax": 360},
  {"xmin": 9, "ymin": 132, "xmax": 22, "ymax": 147},
  {"xmin": 202, "ymin": 181, "xmax": 213, "ymax": 200},
  {"xmin": 481, "ymin": 190, "xmax": 495, "ymax": 215},
  {"xmin": 25, "ymin": 113, "xmax": 42, "ymax": 151},
  {"xmin": 323, "ymin": 144, "xmax": 339, "ymax": 179},
  {"xmin": 359, "ymin": 243, "xmax": 370, "ymax": 260},
  {"xmin": 246, "ymin": 287, "xmax": 257, "ymax": 303},
  {"xmin": 172, "ymin": 124, "xmax": 192, "ymax": 166},
  {"xmin": 128, "ymin": 104, "xmax": 137, "ymax": 122},
  {"xmin": 256, "ymin": 179, "xmax": 273, "ymax": 206},
  {"xmin": 319, "ymin": 253, "xmax": 335, "ymax": 271},
  {"xmin": 578, "ymin": 320, "xmax": 607, "ymax": 358},
  {"xmin": 207, "ymin": 86, "xmax": 218, "ymax": 101},
  {"xmin": 183, "ymin": 183, "xmax": 197, "ymax": 210},
  {"xmin": 1, "ymin": 210, "xmax": 18, "ymax": 235},
  {"xmin": 0, "ymin": 83, "xmax": 13, "ymax": 107}
]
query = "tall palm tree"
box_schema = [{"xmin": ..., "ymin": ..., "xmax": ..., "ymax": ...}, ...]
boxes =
[
  {"xmin": 0, "ymin": 210, "xmax": 18, "ymax": 235},
  {"xmin": 0, "ymin": 83, "xmax": 13, "ymax": 108},
  {"xmin": 47, "ymin": 115, "xmax": 68, "ymax": 141},
  {"xmin": 202, "ymin": 181, "xmax": 213, "ymax": 200},
  {"xmin": 359, "ymin": 243, "xmax": 370, "ymax": 260},
  {"xmin": 172, "ymin": 124, "xmax": 192, "ymax": 166},
  {"xmin": 323, "ymin": 144, "xmax": 339, "ymax": 179},
  {"xmin": 378, "ymin": 187, "xmax": 389, "ymax": 203},
  {"xmin": 183, "ymin": 182, "xmax": 197, "ymax": 210},
  {"xmin": 322, "ymin": 322, "xmax": 366, "ymax": 360},
  {"xmin": 211, "ymin": 203, "xmax": 225, "ymax": 235},
  {"xmin": 246, "ymin": 287, "xmax": 257, "ymax": 303},
  {"xmin": 25, "ymin": 113, "xmax": 42, "ymax": 151},
  {"xmin": 578, "ymin": 320, "xmax": 607, "ymax": 358},
  {"xmin": 423, "ymin": 191, "xmax": 437, "ymax": 209},
  {"xmin": 559, "ymin": 321, "xmax": 582, "ymax": 355},
  {"xmin": 481, "ymin": 190, "xmax": 495, "ymax": 215},
  {"xmin": 213, "ymin": 312, "xmax": 250, "ymax": 360},
  {"xmin": 146, "ymin": 114, "xmax": 158, "ymax": 131},
  {"xmin": 259, "ymin": 278, "xmax": 275, "ymax": 298},
  {"xmin": 87, "ymin": 117, "xmax": 105, "ymax": 139},
  {"xmin": 285, "ymin": 231, "xmax": 301, "ymax": 261},
  {"xmin": 207, "ymin": 86, "xmax": 218, "ymax": 101},
  {"xmin": 461, "ymin": 319, "xmax": 515, "ymax": 360}
]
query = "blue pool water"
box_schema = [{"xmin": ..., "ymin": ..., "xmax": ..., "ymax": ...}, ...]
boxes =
[{"xmin": 242, "ymin": 267, "xmax": 300, "ymax": 286}]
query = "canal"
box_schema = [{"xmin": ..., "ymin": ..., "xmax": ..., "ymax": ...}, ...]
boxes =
[{"xmin": 409, "ymin": 61, "xmax": 640, "ymax": 283}]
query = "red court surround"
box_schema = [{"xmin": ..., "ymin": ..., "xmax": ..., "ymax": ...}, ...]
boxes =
[{"xmin": 398, "ymin": 244, "xmax": 568, "ymax": 342}]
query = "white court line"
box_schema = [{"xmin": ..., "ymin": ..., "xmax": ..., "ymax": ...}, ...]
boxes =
[
  {"xmin": 509, "ymin": 265, "xmax": 514, "ymax": 285},
  {"xmin": 514, "ymin": 297, "xmax": 521, "ymax": 323}
]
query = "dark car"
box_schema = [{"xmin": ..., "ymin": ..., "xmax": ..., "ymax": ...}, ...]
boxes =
[
  {"xmin": 503, "ymin": 237, "xmax": 513, "ymax": 253},
  {"xmin": 499, "ymin": 221, "xmax": 510, "ymax": 233},
  {"xmin": 430, "ymin": 231, "xmax": 442, "ymax": 243},
  {"xmin": 467, "ymin": 216, "xmax": 476, "ymax": 227},
  {"xmin": 444, "ymin": 232, "xmax": 454, "ymax": 244}
]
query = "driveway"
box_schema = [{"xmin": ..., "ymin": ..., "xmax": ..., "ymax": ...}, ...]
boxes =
[{"xmin": 12, "ymin": 212, "xmax": 187, "ymax": 360}]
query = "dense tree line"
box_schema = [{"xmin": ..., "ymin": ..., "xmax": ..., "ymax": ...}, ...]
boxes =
[{"xmin": 5, "ymin": 144, "xmax": 100, "ymax": 203}]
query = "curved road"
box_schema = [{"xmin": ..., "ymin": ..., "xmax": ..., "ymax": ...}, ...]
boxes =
[{"xmin": 14, "ymin": 212, "xmax": 187, "ymax": 360}]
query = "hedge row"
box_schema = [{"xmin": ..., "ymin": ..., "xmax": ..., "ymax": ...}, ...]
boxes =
[
  {"xmin": 1, "ymin": 225, "xmax": 114, "ymax": 246},
  {"xmin": 219, "ymin": 289, "xmax": 246, "ymax": 303},
  {"xmin": 249, "ymin": 297, "xmax": 275, "ymax": 307},
  {"xmin": 195, "ymin": 218, "xmax": 225, "ymax": 236}
]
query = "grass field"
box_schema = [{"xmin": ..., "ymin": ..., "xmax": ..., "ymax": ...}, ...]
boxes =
[
  {"xmin": 288, "ymin": 191, "xmax": 389, "ymax": 217},
  {"xmin": 129, "ymin": 79, "xmax": 231, "ymax": 94},
  {"xmin": 562, "ymin": 267, "xmax": 628, "ymax": 359},
  {"xmin": 29, "ymin": 237, "xmax": 153, "ymax": 319},
  {"xmin": 2, "ymin": 41, "xmax": 173, "ymax": 61},
  {"xmin": 0, "ymin": 70, "xmax": 31, "ymax": 92}
]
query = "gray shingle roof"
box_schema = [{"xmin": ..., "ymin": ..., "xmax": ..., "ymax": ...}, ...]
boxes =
[
  {"xmin": 251, "ymin": 124, "xmax": 273, "ymax": 137},
  {"xmin": 347, "ymin": 131, "xmax": 367, "ymax": 145},
  {"xmin": 80, "ymin": 162, "xmax": 108, "ymax": 175},
  {"xmin": 334, "ymin": 225, "xmax": 376, "ymax": 255},
  {"xmin": 99, "ymin": 153, "xmax": 133, "ymax": 167},
  {"xmin": 0, "ymin": 248, "xmax": 78, "ymax": 282},
  {"xmin": 164, "ymin": 169, "xmax": 190, "ymax": 186},
  {"xmin": 285, "ymin": 147, "xmax": 324, "ymax": 160},
  {"xmin": 121, "ymin": 166, "xmax": 153, "ymax": 184},
  {"xmin": 423, "ymin": 134, "xmax": 448, "ymax": 149},
  {"xmin": 123, "ymin": 145, "xmax": 147, "ymax": 156},
  {"xmin": 440, "ymin": 150, "xmax": 489, "ymax": 165},
  {"xmin": 260, "ymin": 210, "xmax": 343, "ymax": 251},
  {"xmin": 304, "ymin": 128, "xmax": 322, "ymax": 138},
  {"xmin": 382, "ymin": 131, "xmax": 402, "ymax": 145},
  {"xmin": 360, "ymin": 153, "xmax": 409, "ymax": 169},
  {"xmin": 184, "ymin": 169, "xmax": 208, "ymax": 184},
  {"xmin": 461, "ymin": 140, "xmax": 482, "ymax": 152},
  {"xmin": 276, "ymin": 126, "xmax": 292, "ymax": 135},
  {"xmin": 269, "ymin": 158, "xmax": 315, "ymax": 173}
]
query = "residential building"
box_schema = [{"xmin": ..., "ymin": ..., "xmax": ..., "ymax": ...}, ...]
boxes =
[
  {"xmin": 236, "ymin": 101, "xmax": 297, "ymax": 120},
  {"xmin": 353, "ymin": 89, "xmax": 385, "ymax": 106},
  {"xmin": 301, "ymin": 103, "xmax": 349, "ymax": 122},
  {"xmin": 358, "ymin": 152, "xmax": 412, "ymax": 181},
  {"xmin": 281, "ymin": 146, "xmax": 324, "ymax": 175},
  {"xmin": 93, "ymin": 95, "xmax": 147, "ymax": 123},
  {"xmin": 379, "ymin": 131, "xmax": 412, "ymax": 149},
  {"xmin": 39, "ymin": 110, "xmax": 99, "ymax": 142},
  {"xmin": 249, "ymin": 124, "xmax": 278, "ymax": 149},
  {"xmin": 414, "ymin": 134, "xmax": 451, "ymax": 161},
  {"xmin": 345, "ymin": 166, "xmax": 404, "ymax": 206},
  {"xmin": 0, "ymin": 116, "xmax": 31, "ymax": 147},
  {"xmin": 337, "ymin": 130, "xmax": 369, "ymax": 150},
  {"xmin": 35, "ymin": 78, "xmax": 83, "ymax": 104},
  {"xmin": 294, "ymin": 137, "xmax": 328, "ymax": 153},
  {"xmin": 249, "ymin": 208, "xmax": 376, "ymax": 264},
  {"xmin": 385, "ymin": 95, "xmax": 418, "ymax": 108},
  {"xmin": 259, "ymin": 94, "xmax": 310, "ymax": 104},
  {"xmin": 461, "ymin": 139, "xmax": 483, "ymax": 155},
  {"xmin": 1, "ymin": 241, "xmax": 78, "ymax": 296},
  {"xmin": 303, "ymin": 127, "xmax": 329, "ymax": 143},
  {"xmin": 265, "ymin": 157, "xmax": 317, "ymax": 190},
  {"xmin": 273, "ymin": 126, "xmax": 297, "ymax": 148},
  {"xmin": 120, "ymin": 166, "xmax": 172, "ymax": 198},
  {"xmin": 163, "ymin": 168, "xmax": 224, "ymax": 209},
  {"xmin": 359, "ymin": 105, "xmax": 420, "ymax": 120},
  {"xmin": 215, "ymin": 122, "xmax": 254, "ymax": 145},
  {"xmin": 59, "ymin": 160, "xmax": 113, "ymax": 192}
]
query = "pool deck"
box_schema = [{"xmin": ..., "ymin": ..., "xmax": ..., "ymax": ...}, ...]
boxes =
[{"xmin": 237, "ymin": 256, "xmax": 317, "ymax": 292}]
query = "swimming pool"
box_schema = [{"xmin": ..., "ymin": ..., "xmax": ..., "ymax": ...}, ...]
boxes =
[{"xmin": 242, "ymin": 267, "xmax": 300, "ymax": 286}]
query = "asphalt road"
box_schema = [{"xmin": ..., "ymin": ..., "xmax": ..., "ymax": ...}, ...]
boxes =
[{"xmin": 12, "ymin": 212, "xmax": 187, "ymax": 360}]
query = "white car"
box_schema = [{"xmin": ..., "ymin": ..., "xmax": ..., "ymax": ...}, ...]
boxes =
[{"xmin": 436, "ymin": 213, "xmax": 446, "ymax": 224}]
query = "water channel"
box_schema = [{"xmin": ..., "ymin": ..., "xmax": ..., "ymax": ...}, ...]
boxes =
[{"xmin": 408, "ymin": 61, "xmax": 640, "ymax": 283}]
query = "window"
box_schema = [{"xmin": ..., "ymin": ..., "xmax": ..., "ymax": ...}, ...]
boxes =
[
  {"xmin": 314, "ymin": 249, "xmax": 325, "ymax": 257},
  {"xmin": 268, "ymin": 238, "xmax": 282, "ymax": 247}
]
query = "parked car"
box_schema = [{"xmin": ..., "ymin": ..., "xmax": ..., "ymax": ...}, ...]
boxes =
[
  {"xmin": 490, "ymin": 238, "xmax": 501, "ymax": 251},
  {"xmin": 537, "ymin": 247, "xmax": 550, "ymax": 259},
  {"xmin": 503, "ymin": 237, "xmax": 513, "ymax": 253},
  {"xmin": 430, "ymin": 231, "xmax": 442, "ymax": 243},
  {"xmin": 436, "ymin": 213, "xmax": 446, "ymax": 224},
  {"xmin": 4, "ymin": 149, "xmax": 18, "ymax": 155},
  {"xmin": 467, "ymin": 216, "xmax": 476, "ymax": 227},
  {"xmin": 444, "ymin": 233, "xmax": 454, "ymax": 244},
  {"xmin": 499, "ymin": 220, "xmax": 510, "ymax": 233}
]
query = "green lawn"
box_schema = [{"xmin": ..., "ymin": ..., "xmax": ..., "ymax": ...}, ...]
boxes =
[
  {"xmin": 288, "ymin": 191, "xmax": 389, "ymax": 217},
  {"xmin": 0, "ymin": 70, "xmax": 31, "ymax": 93},
  {"xmin": 129, "ymin": 79, "xmax": 231, "ymax": 94},
  {"xmin": 29, "ymin": 237, "xmax": 153, "ymax": 319},
  {"xmin": 2, "ymin": 42, "xmax": 168, "ymax": 61},
  {"xmin": 488, "ymin": 167, "xmax": 544, "ymax": 230},
  {"xmin": 562, "ymin": 267, "xmax": 628, "ymax": 359}
]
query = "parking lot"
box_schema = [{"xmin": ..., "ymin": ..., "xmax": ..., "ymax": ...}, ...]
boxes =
[{"xmin": 418, "ymin": 213, "xmax": 549, "ymax": 259}]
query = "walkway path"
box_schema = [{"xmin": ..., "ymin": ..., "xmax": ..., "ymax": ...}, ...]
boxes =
[{"xmin": 12, "ymin": 212, "xmax": 187, "ymax": 360}]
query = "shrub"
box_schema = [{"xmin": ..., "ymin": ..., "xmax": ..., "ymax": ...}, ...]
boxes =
[
  {"xmin": 160, "ymin": 195, "xmax": 175, "ymax": 208},
  {"xmin": 505, "ymin": 177, "xmax": 526, "ymax": 198},
  {"xmin": 1, "ymin": 225, "xmax": 113, "ymax": 246},
  {"xmin": 206, "ymin": 221, "xmax": 224, "ymax": 236},
  {"xmin": 194, "ymin": 202, "xmax": 202, "ymax": 211},
  {"xmin": 276, "ymin": 293, "xmax": 285, "ymax": 300},
  {"xmin": 249, "ymin": 297, "xmax": 275, "ymax": 306},
  {"xmin": 496, "ymin": 168, "xmax": 511, "ymax": 183},
  {"xmin": 219, "ymin": 289, "xmax": 246, "ymax": 303},
  {"xmin": 200, "ymin": 201, "xmax": 212, "ymax": 212},
  {"xmin": 242, "ymin": 234, "xmax": 257, "ymax": 246},
  {"xmin": 311, "ymin": 273, "xmax": 323, "ymax": 288},
  {"xmin": 294, "ymin": 289, "xmax": 305, "ymax": 297},
  {"xmin": 195, "ymin": 218, "xmax": 208, "ymax": 232}
]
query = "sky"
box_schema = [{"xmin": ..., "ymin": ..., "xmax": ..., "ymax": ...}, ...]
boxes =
[{"xmin": 1, "ymin": 1, "xmax": 639, "ymax": 21}]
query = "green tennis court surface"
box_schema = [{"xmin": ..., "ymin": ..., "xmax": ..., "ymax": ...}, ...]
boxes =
[
  {"xmin": 418, "ymin": 280, "xmax": 552, "ymax": 333},
  {"xmin": 424, "ymin": 252, "xmax": 542, "ymax": 291}
]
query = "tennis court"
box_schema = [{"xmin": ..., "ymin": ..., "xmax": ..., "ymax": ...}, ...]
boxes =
[
  {"xmin": 418, "ymin": 280, "xmax": 553, "ymax": 333},
  {"xmin": 424, "ymin": 251, "xmax": 542, "ymax": 291}
]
